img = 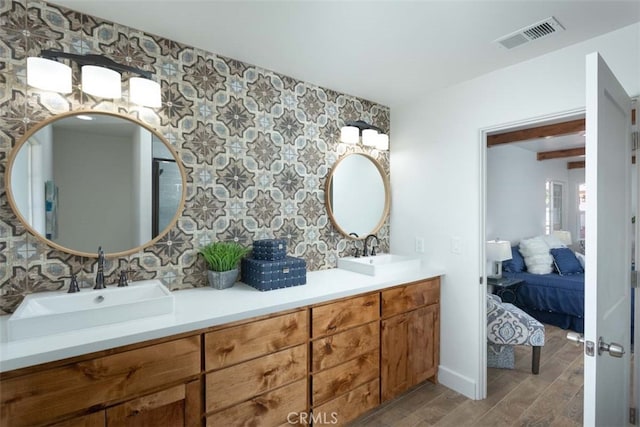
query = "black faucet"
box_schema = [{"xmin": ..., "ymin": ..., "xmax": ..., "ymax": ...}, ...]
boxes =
[
  {"xmin": 118, "ymin": 268, "xmax": 135, "ymax": 287},
  {"xmin": 363, "ymin": 234, "xmax": 379, "ymax": 257},
  {"xmin": 349, "ymin": 233, "xmax": 362, "ymax": 257},
  {"xmin": 67, "ymin": 273, "xmax": 80, "ymax": 293},
  {"xmin": 94, "ymin": 246, "xmax": 106, "ymax": 289}
]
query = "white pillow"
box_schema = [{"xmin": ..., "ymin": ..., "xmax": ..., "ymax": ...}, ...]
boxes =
[{"xmin": 519, "ymin": 236, "xmax": 553, "ymax": 274}]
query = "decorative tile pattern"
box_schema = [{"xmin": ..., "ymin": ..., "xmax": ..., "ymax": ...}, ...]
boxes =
[{"xmin": 0, "ymin": 0, "xmax": 390, "ymax": 314}]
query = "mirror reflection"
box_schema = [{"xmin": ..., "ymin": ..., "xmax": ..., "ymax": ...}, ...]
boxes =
[
  {"xmin": 326, "ymin": 153, "xmax": 390, "ymax": 238},
  {"xmin": 7, "ymin": 112, "xmax": 185, "ymax": 256}
]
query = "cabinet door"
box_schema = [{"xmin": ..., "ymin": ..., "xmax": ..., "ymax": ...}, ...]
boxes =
[
  {"xmin": 408, "ymin": 305, "xmax": 439, "ymax": 385},
  {"xmin": 50, "ymin": 412, "xmax": 105, "ymax": 427},
  {"xmin": 380, "ymin": 312, "xmax": 410, "ymax": 402},
  {"xmin": 381, "ymin": 305, "xmax": 439, "ymax": 402},
  {"xmin": 106, "ymin": 380, "xmax": 200, "ymax": 427}
]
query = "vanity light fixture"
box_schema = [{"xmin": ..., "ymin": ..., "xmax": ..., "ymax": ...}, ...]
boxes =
[
  {"xmin": 26, "ymin": 57, "xmax": 72, "ymax": 93},
  {"xmin": 340, "ymin": 120, "xmax": 389, "ymax": 151},
  {"xmin": 26, "ymin": 49, "xmax": 161, "ymax": 108}
]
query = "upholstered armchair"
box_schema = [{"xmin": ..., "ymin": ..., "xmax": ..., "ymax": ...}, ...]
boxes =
[{"xmin": 487, "ymin": 293, "xmax": 545, "ymax": 374}]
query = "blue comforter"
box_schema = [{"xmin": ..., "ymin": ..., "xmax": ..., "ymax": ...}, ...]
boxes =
[
  {"xmin": 503, "ymin": 271, "xmax": 584, "ymax": 317},
  {"xmin": 502, "ymin": 271, "xmax": 584, "ymax": 332},
  {"xmin": 503, "ymin": 271, "xmax": 633, "ymax": 336}
]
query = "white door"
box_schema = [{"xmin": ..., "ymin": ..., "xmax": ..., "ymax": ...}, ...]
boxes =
[{"xmin": 584, "ymin": 52, "xmax": 632, "ymax": 426}]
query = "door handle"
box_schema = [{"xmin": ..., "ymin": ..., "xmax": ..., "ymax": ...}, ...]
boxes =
[
  {"xmin": 566, "ymin": 332, "xmax": 585, "ymax": 345},
  {"xmin": 567, "ymin": 333, "xmax": 625, "ymax": 357},
  {"xmin": 598, "ymin": 337, "xmax": 625, "ymax": 358},
  {"xmin": 567, "ymin": 332, "xmax": 595, "ymax": 356}
]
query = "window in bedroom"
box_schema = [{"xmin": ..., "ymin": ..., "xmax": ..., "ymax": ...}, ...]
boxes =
[
  {"xmin": 545, "ymin": 180, "xmax": 564, "ymax": 234},
  {"xmin": 578, "ymin": 182, "xmax": 586, "ymax": 243}
]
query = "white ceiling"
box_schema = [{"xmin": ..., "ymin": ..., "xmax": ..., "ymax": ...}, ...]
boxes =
[
  {"xmin": 51, "ymin": 1, "xmax": 640, "ymax": 108},
  {"xmin": 515, "ymin": 131, "xmax": 586, "ymax": 162}
]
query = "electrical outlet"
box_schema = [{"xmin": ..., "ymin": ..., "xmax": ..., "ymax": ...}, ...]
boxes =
[
  {"xmin": 415, "ymin": 237, "xmax": 425, "ymax": 253},
  {"xmin": 451, "ymin": 237, "xmax": 462, "ymax": 254}
]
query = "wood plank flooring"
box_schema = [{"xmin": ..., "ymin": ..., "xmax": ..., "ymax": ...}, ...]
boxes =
[{"xmin": 350, "ymin": 324, "xmax": 583, "ymax": 426}]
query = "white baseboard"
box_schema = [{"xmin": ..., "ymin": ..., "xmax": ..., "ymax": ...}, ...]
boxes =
[{"xmin": 438, "ymin": 365, "xmax": 478, "ymax": 399}]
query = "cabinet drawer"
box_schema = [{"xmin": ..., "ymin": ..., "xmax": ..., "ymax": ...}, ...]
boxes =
[
  {"xmin": 206, "ymin": 379, "xmax": 307, "ymax": 427},
  {"xmin": 311, "ymin": 321, "xmax": 379, "ymax": 372},
  {"xmin": 381, "ymin": 278, "xmax": 439, "ymax": 317},
  {"xmin": 205, "ymin": 309, "xmax": 307, "ymax": 371},
  {"xmin": 206, "ymin": 344, "xmax": 307, "ymax": 413},
  {"xmin": 0, "ymin": 336, "xmax": 201, "ymax": 427},
  {"xmin": 106, "ymin": 381, "xmax": 200, "ymax": 427},
  {"xmin": 313, "ymin": 379, "xmax": 379, "ymax": 426},
  {"xmin": 49, "ymin": 412, "xmax": 105, "ymax": 427},
  {"xmin": 311, "ymin": 349, "xmax": 379, "ymax": 406},
  {"xmin": 312, "ymin": 293, "xmax": 379, "ymax": 338}
]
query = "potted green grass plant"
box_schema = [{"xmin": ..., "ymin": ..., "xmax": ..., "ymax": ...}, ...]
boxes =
[{"xmin": 199, "ymin": 242, "xmax": 251, "ymax": 289}]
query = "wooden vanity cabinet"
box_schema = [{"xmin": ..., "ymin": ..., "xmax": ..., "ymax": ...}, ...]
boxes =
[
  {"xmin": 1, "ymin": 275, "xmax": 441, "ymax": 426},
  {"xmin": 381, "ymin": 278, "xmax": 440, "ymax": 402},
  {"xmin": 203, "ymin": 309, "xmax": 308, "ymax": 427},
  {"xmin": 0, "ymin": 335, "xmax": 202, "ymax": 427},
  {"xmin": 310, "ymin": 293, "xmax": 381, "ymax": 425}
]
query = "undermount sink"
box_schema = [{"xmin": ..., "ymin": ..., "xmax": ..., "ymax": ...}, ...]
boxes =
[
  {"xmin": 338, "ymin": 254, "xmax": 421, "ymax": 277},
  {"xmin": 7, "ymin": 279, "xmax": 174, "ymax": 341}
]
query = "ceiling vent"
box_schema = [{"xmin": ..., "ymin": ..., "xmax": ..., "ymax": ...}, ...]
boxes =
[{"xmin": 495, "ymin": 17, "xmax": 565, "ymax": 49}]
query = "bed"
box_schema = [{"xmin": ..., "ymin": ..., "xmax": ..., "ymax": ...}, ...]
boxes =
[
  {"xmin": 499, "ymin": 239, "xmax": 633, "ymax": 336},
  {"xmin": 498, "ymin": 241, "xmax": 586, "ymax": 333},
  {"xmin": 501, "ymin": 270, "xmax": 585, "ymax": 333}
]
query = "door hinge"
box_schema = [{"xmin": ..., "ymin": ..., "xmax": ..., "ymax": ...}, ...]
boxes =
[
  {"xmin": 479, "ymin": 276, "xmax": 483, "ymax": 285},
  {"xmin": 633, "ymin": 131, "xmax": 638, "ymax": 151},
  {"xmin": 630, "ymin": 407, "xmax": 636, "ymax": 425},
  {"xmin": 632, "ymin": 271, "xmax": 638, "ymax": 289}
]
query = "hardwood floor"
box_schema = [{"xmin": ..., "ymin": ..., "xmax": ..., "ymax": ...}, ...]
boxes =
[{"xmin": 350, "ymin": 324, "xmax": 583, "ymax": 426}]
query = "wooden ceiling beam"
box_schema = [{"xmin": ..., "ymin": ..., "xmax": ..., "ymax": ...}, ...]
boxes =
[
  {"xmin": 487, "ymin": 119, "xmax": 585, "ymax": 147},
  {"xmin": 567, "ymin": 161, "xmax": 585, "ymax": 170},
  {"xmin": 537, "ymin": 147, "xmax": 585, "ymax": 161}
]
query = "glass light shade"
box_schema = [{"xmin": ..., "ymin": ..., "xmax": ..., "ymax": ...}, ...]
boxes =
[
  {"xmin": 27, "ymin": 57, "xmax": 72, "ymax": 93},
  {"xmin": 376, "ymin": 133, "xmax": 389, "ymax": 151},
  {"xmin": 81, "ymin": 65, "xmax": 121, "ymax": 98},
  {"xmin": 130, "ymin": 77, "xmax": 161, "ymax": 108},
  {"xmin": 362, "ymin": 129, "xmax": 379, "ymax": 147},
  {"xmin": 340, "ymin": 126, "xmax": 359, "ymax": 144}
]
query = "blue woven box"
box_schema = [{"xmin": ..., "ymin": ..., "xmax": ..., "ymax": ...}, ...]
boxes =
[
  {"xmin": 252, "ymin": 239, "xmax": 287, "ymax": 261},
  {"xmin": 241, "ymin": 256, "xmax": 306, "ymax": 291}
]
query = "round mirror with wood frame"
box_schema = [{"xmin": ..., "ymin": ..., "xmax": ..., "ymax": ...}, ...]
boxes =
[
  {"xmin": 5, "ymin": 110, "xmax": 187, "ymax": 258},
  {"xmin": 325, "ymin": 153, "xmax": 390, "ymax": 238}
]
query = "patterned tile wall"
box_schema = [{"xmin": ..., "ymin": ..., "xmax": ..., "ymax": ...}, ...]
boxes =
[{"xmin": 0, "ymin": 0, "xmax": 390, "ymax": 314}]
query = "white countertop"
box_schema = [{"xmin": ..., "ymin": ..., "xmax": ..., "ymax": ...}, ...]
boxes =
[{"xmin": 0, "ymin": 266, "xmax": 444, "ymax": 373}]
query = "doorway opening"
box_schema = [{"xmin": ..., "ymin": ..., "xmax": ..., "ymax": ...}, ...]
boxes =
[{"xmin": 479, "ymin": 110, "xmax": 586, "ymax": 412}]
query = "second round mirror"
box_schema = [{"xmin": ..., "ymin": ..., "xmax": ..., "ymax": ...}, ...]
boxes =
[{"xmin": 326, "ymin": 153, "xmax": 390, "ymax": 238}]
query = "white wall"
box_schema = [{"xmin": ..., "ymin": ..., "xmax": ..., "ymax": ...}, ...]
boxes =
[
  {"xmin": 132, "ymin": 127, "xmax": 152, "ymax": 246},
  {"xmin": 53, "ymin": 128, "xmax": 135, "ymax": 254},
  {"xmin": 10, "ymin": 125, "xmax": 53, "ymax": 236},
  {"xmin": 390, "ymin": 22, "xmax": 639, "ymax": 399},
  {"xmin": 486, "ymin": 144, "xmax": 570, "ymax": 243}
]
